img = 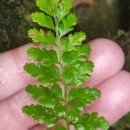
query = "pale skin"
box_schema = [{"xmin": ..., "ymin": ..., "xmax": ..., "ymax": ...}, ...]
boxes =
[{"xmin": 0, "ymin": 38, "xmax": 130, "ymax": 130}]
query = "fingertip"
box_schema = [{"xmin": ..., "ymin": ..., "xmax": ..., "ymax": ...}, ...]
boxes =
[
  {"xmin": 86, "ymin": 38, "xmax": 125, "ymax": 87},
  {"xmin": 89, "ymin": 38, "xmax": 125, "ymax": 67}
]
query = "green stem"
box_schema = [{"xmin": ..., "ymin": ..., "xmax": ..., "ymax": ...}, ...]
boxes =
[
  {"xmin": 51, "ymin": 2, "xmax": 70, "ymax": 129},
  {"xmin": 55, "ymin": 23, "xmax": 70, "ymax": 130}
]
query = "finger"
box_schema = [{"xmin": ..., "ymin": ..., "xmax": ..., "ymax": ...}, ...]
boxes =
[
  {"xmin": 85, "ymin": 70, "xmax": 130, "ymax": 125},
  {"xmin": 86, "ymin": 38, "xmax": 124, "ymax": 87},
  {"xmin": 0, "ymin": 91, "xmax": 37, "ymax": 130},
  {"xmin": 1, "ymin": 70, "xmax": 130, "ymax": 130},
  {"xmin": 0, "ymin": 38, "xmax": 124, "ymax": 101},
  {"xmin": 0, "ymin": 43, "xmax": 36, "ymax": 101}
]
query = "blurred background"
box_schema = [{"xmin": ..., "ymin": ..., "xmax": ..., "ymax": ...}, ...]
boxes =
[{"xmin": 0, "ymin": 0, "xmax": 130, "ymax": 129}]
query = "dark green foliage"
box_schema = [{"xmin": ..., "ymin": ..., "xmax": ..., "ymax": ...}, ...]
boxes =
[
  {"xmin": 23, "ymin": 104, "xmax": 60, "ymax": 127},
  {"xmin": 27, "ymin": 47, "xmax": 58, "ymax": 65},
  {"xmin": 24, "ymin": 63, "xmax": 60, "ymax": 86},
  {"xmin": 65, "ymin": 61, "xmax": 94, "ymax": 86},
  {"xmin": 22, "ymin": 0, "xmax": 109, "ymax": 129},
  {"xmin": 56, "ymin": 125, "xmax": 66, "ymax": 130},
  {"xmin": 69, "ymin": 87, "xmax": 101, "ymax": 110},
  {"xmin": 69, "ymin": 107, "xmax": 80, "ymax": 123},
  {"xmin": 62, "ymin": 32, "xmax": 86, "ymax": 52},
  {"xmin": 59, "ymin": 13, "xmax": 77, "ymax": 36},
  {"xmin": 74, "ymin": 113, "xmax": 110, "ymax": 130},
  {"xmin": 26, "ymin": 84, "xmax": 62, "ymax": 101},
  {"xmin": 54, "ymin": 103, "xmax": 65, "ymax": 117}
]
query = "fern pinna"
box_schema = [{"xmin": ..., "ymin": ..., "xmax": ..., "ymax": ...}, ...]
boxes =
[{"xmin": 22, "ymin": 0, "xmax": 110, "ymax": 130}]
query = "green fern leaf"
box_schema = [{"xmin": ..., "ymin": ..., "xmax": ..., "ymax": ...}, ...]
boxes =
[
  {"xmin": 65, "ymin": 61, "xmax": 94, "ymax": 86},
  {"xmin": 23, "ymin": 0, "xmax": 110, "ymax": 129},
  {"xmin": 54, "ymin": 103, "xmax": 65, "ymax": 117},
  {"xmin": 28, "ymin": 28, "xmax": 55, "ymax": 45},
  {"xmin": 36, "ymin": 0, "xmax": 53, "ymax": 16},
  {"xmin": 56, "ymin": 125, "xmax": 66, "ymax": 130},
  {"xmin": 59, "ymin": 13, "xmax": 77, "ymax": 36},
  {"xmin": 27, "ymin": 47, "xmax": 58, "ymax": 66},
  {"xmin": 56, "ymin": 0, "xmax": 72, "ymax": 22},
  {"xmin": 69, "ymin": 87, "xmax": 101, "ymax": 110},
  {"xmin": 26, "ymin": 85, "xmax": 63, "ymax": 108},
  {"xmin": 69, "ymin": 107, "xmax": 80, "ymax": 123},
  {"xmin": 74, "ymin": 112, "xmax": 110, "ymax": 130},
  {"xmin": 63, "ymin": 45, "xmax": 91, "ymax": 68},
  {"xmin": 22, "ymin": 104, "xmax": 60, "ymax": 127},
  {"xmin": 62, "ymin": 32, "xmax": 86, "ymax": 52},
  {"xmin": 32, "ymin": 12, "xmax": 55, "ymax": 30},
  {"xmin": 51, "ymin": 84, "xmax": 63, "ymax": 99},
  {"xmin": 24, "ymin": 63, "xmax": 60, "ymax": 86}
]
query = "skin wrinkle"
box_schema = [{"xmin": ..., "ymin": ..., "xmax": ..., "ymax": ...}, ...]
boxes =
[
  {"xmin": 0, "ymin": 53, "xmax": 13, "ymax": 84},
  {"xmin": 11, "ymin": 47, "xmax": 36, "ymax": 84},
  {"xmin": 12, "ymin": 48, "xmax": 24, "ymax": 73},
  {"xmin": 0, "ymin": 52, "xmax": 20, "ymax": 100}
]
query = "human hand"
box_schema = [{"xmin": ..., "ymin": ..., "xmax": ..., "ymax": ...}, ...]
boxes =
[{"xmin": 0, "ymin": 38, "xmax": 130, "ymax": 130}]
